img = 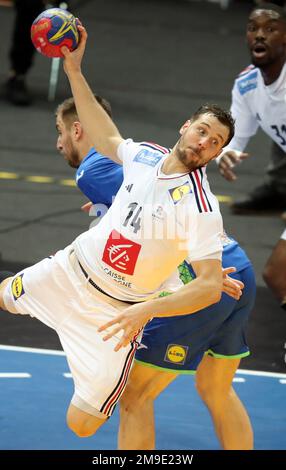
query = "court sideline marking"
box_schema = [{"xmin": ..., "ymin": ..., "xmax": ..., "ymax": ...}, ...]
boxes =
[{"xmin": 1, "ymin": 344, "xmax": 285, "ymax": 379}]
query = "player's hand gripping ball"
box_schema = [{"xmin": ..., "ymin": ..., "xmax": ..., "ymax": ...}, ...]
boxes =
[{"xmin": 31, "ymin": 8, "xmax": 79, "ymax": 58}]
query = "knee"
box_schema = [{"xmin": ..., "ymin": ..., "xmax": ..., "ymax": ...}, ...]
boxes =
[
  {"xmin": 196, "ymin": 376, "xmax": 227, "ymax": 410},
  {"xmin": 66, "ymin": 410, "xmax": 102, "ymax": 438},
  {"xmin": 195, "ymin": 376, "xmax": 213, "ymax": 404},
  {"xmin": 66, "ymin": 416, "xmax": 93, "ymax": 438},
  {"xmin": 0, "ymin": 276, "xmax": 14, "ymax": 311}
]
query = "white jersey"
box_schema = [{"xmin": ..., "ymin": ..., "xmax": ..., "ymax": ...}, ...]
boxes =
[
  {"xmin": 74, "ymin": 139, "xmax": 223, "ymax": 302},
  {"xmin": 225, "ymin": 63, "xmax": 286, "ymax": 153}
]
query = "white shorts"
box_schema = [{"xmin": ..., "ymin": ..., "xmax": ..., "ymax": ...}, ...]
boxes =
[{"xmin": 3, "ymin": 245, "xmax": 141, "ymax": 417}]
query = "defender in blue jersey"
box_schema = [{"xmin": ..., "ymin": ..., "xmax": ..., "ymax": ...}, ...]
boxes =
[
  {"xmin": 56, "ymin": 97, "xmax": 255, "ymax": 449},
  {"xmin": 135, "ymin": 238, "xmax": 255, "ymax": 373},
  {"xmin": 76, "ymin": 148, "xmax": 122, "ymax": 208},
  {"xmin": 56, "ymin": 95, "xmax": 123, "ymax": 209}
]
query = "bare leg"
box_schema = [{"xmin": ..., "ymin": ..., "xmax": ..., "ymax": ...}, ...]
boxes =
[
  {"xmin": 118, "ymin": 362, "xmax": 177, "ymax": 450},
  {"xmin": 0, "ymin": 277, "xmax": 14, "ymax": 310},
  {"xmin": 1, "ymin": 274, "xmax": 107, "ymax": 438},
  {"xmin": 196, "ymin": 355, "xmax": 253, "ymax": 450},
  {"xmin": 66, "ymin": 403, "xmax": 107, "ymax": 437}
]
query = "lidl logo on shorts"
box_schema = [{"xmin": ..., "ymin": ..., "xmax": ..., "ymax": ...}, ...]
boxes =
[
  {"xmin": 134, "ymin": 150, "xmax": 162, "ymax": 167},
  {"xmin": 164, "ymin": 344, "xmax": 188, "ymax": 365},
  {"xmin": 169, "ymin": 182, "xmax": 192, "ymax": 204},
  {"xmin": 237, "ymin": 71, "xmax": 258, "ymax": 95},
  {"xmin": 11, "ymin": 274, "xmax": 25, "ymax": 301}
]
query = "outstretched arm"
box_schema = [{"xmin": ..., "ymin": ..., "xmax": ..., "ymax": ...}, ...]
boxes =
[
  {"xmin": 99, "ymin": 259, "xmax": 244, "ymax": 351},
  {"xmin": 62, "ymin": 26, "xmax": 123, "ymax": 163}
]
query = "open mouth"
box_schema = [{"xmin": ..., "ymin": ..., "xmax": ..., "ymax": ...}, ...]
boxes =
[{"xmin": 252, "ymin": 43, "xmax": 267, "ymax": 58}]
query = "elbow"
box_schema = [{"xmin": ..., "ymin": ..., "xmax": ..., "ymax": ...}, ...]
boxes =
[
  {"xmin": 263, "ymin": 263, "xmax": 285, "ymax": 302},
  {"xmin": 262, "ymin": 263, "xmax": 272, "ymax": 288},
  {"xmin": 263, "ymin": 263, "xmax": 278, "ymax": 293}
]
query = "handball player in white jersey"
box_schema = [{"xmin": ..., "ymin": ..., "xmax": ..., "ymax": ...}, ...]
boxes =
[
  {"xmin": 216, "ymin": 2, "xmax": 286, "ymax": 315},
  {"xmin": 0, "ymin": 26, "xmax": 241, "ymax": 438},
  {"xmin": 217, "ymin": 3, "xmax": 286, "ymax": 214}
]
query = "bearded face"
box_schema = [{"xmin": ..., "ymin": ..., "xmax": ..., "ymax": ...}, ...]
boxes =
[
  {"xmin": 56, "ymin": 115, "xmax": 81, "ymax": 168},
  {"xmin": 174, "ymin": 114, "xmax": 229, "ymax": 172}
]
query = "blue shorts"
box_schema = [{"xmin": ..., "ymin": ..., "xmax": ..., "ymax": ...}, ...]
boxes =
[{"xmin": 135, "ymin": 247, "xmax": 256, "ymax": 374}]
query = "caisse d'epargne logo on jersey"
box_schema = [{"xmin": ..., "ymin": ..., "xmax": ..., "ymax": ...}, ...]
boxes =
[{"xmin": 102, "ymin": 229, "xmax": 142, "ymax": 275}]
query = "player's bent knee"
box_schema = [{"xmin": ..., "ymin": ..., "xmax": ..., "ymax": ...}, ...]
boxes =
[
  {"xmin": 196, "ymin": 382, "xmax": 224, "ymax": 412},
  {"xmin": 196, "ymin": 374, "xmax": 234, "ymax": 411},
  {"xmin": 196, "ymin": 374, "xmax": 224, "ymax": 402},
  {"xmin": 0, "ymin": 275, "xmax": 14, "ymax": 311},
  {"xmin": 67, "ymin": 416, "xmax": 95, "ymax": 438},
  {"xmin": 66, "ymin": 402, "xmax": 107, "ymax": 438},
  {"xmin": 66, "ymin": 413, "xmax": 105, "ymax": 438},
  {"xmin": 195, "ymin": 377, "xmax": 212, "ymax": 401}
]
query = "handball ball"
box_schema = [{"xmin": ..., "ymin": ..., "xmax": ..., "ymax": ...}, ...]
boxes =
[{"xmin": 31, "ymin": 8, "xmax": 79, "ymax": 58}]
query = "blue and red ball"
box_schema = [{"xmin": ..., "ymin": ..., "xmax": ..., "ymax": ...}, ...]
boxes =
[{"xmin": 31, "ymin": 8, "xmax": 79, "ymax": 58}]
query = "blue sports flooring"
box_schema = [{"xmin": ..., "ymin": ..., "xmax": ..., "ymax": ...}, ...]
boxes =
[{"xmin": 0, "ymin": 345, "xmax": 285, "ymax": 450}]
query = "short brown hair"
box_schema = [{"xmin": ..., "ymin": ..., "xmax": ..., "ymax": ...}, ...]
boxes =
[
  {"xmin": 56, "ymin": 95, "xmax": 112, "ymax": 128},
  {"xmin": 190, "ymin": 103, "xmax": 235, "ymax": 147}
]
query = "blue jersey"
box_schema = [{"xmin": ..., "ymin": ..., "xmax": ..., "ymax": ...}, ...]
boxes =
[
  {"xmin": 222, "ymin": 236, "xmax": 251, "ymax": 272},
  {"xmin": 185, "ymin": 235, "xmax": 251, "ymax": 280},
  {"xmin": 75, "ymin": 148, "xmax": 123, "ymax": 206}
]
